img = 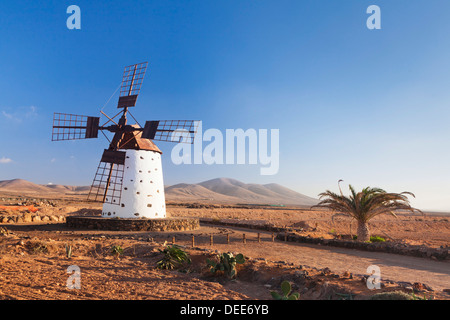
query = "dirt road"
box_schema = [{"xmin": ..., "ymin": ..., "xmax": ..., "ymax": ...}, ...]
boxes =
[
  {"xmin": 3, "ymin": 222, "xmax": 450, "ymax": 296},
  {"xmin": 173, "ymin": 226, "xmax": 450, "ymax": 292}
]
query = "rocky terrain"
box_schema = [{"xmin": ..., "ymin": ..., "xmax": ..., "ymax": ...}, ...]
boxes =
[{"xmin": 0, "ymin": 192, "xmax": 449, "ymax": 300}]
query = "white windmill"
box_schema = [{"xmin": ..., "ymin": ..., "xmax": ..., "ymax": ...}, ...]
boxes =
[{"xmin": 52, "ymin": 62, "xmax": 199, "ymax": 219}]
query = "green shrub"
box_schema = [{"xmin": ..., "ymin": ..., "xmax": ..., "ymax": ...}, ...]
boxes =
[
  {"xmin": 370, "ymin": 291, "xmax": 414, "ymax": 300},
  {"xmin": 270, "ymin": 281, "xmax": 300, "ymax": 300},
  {"xmin": 111, "ymin": 245, "xmax": 124, "ymax": 258},
  {"xmin": 352, "ymin": 235, "xmax": 386, "ymax": 242},
  {"xmin": 334, "ymin": 292, "xmax": 356, "ymax": 300},
  {"xmin": 27, "ymin": 240, "xmax": 49, "ymax": 254},
  {"xmin": 65, "ymin": 243, "xmax": 72, "ymax": 259},
  {"xmin": 370, "ymin": 236, "xmax": 386, "ymax": 243},
  {"xmin": 156, "ymin": 244, "xmax": 191, "ymax": 270}
]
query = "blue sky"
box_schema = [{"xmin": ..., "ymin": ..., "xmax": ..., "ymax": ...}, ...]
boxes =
[{"xmin": 1, "ymin": 0, "xmax": 450, "ymax": 211}]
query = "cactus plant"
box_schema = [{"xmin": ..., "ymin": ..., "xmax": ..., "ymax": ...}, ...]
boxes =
[
  {"xmin": 270, "ymin": 281, "xmax": 300, "ymax": 300},
  {"xmin": 206, "ymin": 252, "xmax": 246, "ymax": 279}
]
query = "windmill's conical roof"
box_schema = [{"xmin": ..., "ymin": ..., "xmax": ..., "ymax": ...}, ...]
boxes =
[{"xmin": 117, "ymin": 125, "xmax": 162, "ymax": 154}]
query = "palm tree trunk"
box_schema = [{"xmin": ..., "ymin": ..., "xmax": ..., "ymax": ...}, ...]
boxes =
[{"xmin": 357, "ymin": 221, "xmax": 370, "ymax": 242}]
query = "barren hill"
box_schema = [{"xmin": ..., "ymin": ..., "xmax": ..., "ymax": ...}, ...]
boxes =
[
  {"xmin": 166, "ymin": 178, "xmax": 319, "ymax": 206},
  {"xmin": 0, "ymin": 179, "xmax": 89, "ymax": 195},
  {"xmin": 0, "ymin": 179, "xmax": 52, "ymax": 193},
  {"xmin": 0, "ymin": 178, "xmax": 318, "ymax": 206}
]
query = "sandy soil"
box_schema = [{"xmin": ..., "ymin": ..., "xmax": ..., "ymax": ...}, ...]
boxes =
[
  {"xmin": 169, "ymin": 205, "xmax": 450, "ymax": 248},
  {"xmin": 0, "ymin": 194, "xmax": 449, "ymax": 300}
]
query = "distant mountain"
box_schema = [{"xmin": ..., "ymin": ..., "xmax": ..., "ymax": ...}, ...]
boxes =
[
  {"xmin": 166, "ymin": 178, "xmax": 319, "ymax": 206},
  {"xmin": 0, "ymin": 179, "xmax": 89, "ymax": 195},
  {"xmin": 0, "ymin": 179, "xmax": 51, "ymax": 193},
  {"xmin": 0, "ymin": 178, "xmax": 319, "ymax": 206}
]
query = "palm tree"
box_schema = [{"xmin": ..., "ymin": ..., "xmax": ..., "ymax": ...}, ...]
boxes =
[{"xmin": 312, "ymin": 183, "xmax": 422, "ymax": 242}]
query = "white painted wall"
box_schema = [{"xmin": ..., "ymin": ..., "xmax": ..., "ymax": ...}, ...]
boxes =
[{"xmin": 102, "ymin": 149, "xmax": 166, "ymax": 219}]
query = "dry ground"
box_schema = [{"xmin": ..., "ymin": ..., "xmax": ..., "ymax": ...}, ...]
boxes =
[{"xmin": 0, "ymin": 194, "xmax": 449, "ymax": 300}]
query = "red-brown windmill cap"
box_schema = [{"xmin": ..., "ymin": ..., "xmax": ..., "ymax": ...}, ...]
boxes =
[{"xmin": 118, "ymin": 125, "xmax": 162, "ymax": 154}]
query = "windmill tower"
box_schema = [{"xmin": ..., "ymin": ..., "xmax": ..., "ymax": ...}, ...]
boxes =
[{"xmin": 52, "ymin": 62, "xmax": 199, "ymax": 219}]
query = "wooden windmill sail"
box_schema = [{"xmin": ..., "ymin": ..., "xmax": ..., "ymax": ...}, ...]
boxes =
[{"xmin": 52, "ymin": 62, "xmax": 199, "ymax": 218}]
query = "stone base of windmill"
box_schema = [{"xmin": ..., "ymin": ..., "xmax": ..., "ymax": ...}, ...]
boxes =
[{"xmin": 66, "ymin": 216, "xmax": 200, "ymax": 232}]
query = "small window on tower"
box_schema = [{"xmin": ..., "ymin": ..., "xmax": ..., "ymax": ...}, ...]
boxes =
[
  {"xmin": 121, "ymin": 204, "xmax": 125, "ymax": 207},
  {"xmin": 147, "ymin": 204, "xmax": 152, "ymax": 207}
]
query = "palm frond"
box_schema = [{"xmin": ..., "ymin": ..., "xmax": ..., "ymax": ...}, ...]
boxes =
[{"xmin": 312, "ymin": 184, "xmax": 420, "ymax": 223}]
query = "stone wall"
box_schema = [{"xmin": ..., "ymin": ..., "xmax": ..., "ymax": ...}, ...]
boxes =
[
  {"xmin": 66, "ymin": 216, "xmax": 199, "ymax": 232},
  {"xmin": 277, "ymin": 231, "xmax": 450, "ymax": 261},
  {"xmin": 0, "ymin": 213, "xmax": 65, "ymax": 224},
  {"xmin": 199, "ymin": 218, "xmax": 450, "ymax": 261}
]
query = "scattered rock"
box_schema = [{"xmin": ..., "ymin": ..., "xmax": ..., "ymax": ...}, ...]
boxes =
[
  {"xmin": 423, "ymin": 284, "xmax": 434, "ymax": 292},
  {"xmin": 413, "ymin": 282, "xmax": 425, "ymax": 292},
  {"xmin": 322, "ymin": 267, "xmax": 331, "ymax": 274},
  {"xmin": 23, "ymin": 213, "xmax": 32, "ymax": 223},
  {"xmin": 404, "ymin": 286, "xmax": 414, "ymax": 292}
]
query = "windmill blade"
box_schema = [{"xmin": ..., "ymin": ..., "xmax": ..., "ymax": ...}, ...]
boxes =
[
  {"xmin": 142, "ymin": 120, "xmax": 200, "ymax": 144},
  {"xmin": 52, "ymin": 113, "xmax": 100, "ymax": 141},
  {"xmin": 117, "ymin": 62, "xmax": 148, "ymax": 108},
  {"xmin": 87, "ymin": 150, "xmax": 126, "ymax": 204}
]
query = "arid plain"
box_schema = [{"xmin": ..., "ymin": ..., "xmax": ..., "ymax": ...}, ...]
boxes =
[{"xmin": 0, "ymin": 178, "xmax": 449, "ymax": 300}]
